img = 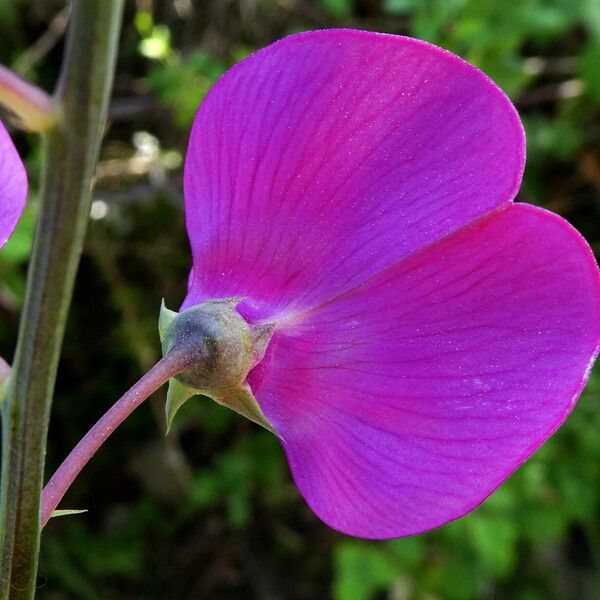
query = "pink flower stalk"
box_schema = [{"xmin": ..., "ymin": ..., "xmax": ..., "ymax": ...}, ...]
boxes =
[
  {"xmin": 0, "ymin": 119, "xmax": 27, "ymax": 249},
  {"xmin": 181, "ymin": 30, "xmax": 600, "ymax": 538}
]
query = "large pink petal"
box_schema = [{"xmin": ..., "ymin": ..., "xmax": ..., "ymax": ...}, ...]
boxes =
[
  {"xmin": 0, "ymin": 120, "xmax": 27, "ymax": 248},
  {"xmin": 248, "ymin": 204, "xmax": 600, "ymax": 538},
  {"xmin": 183, "ymin": 30, "xmax": 524, "ymax": 318}
]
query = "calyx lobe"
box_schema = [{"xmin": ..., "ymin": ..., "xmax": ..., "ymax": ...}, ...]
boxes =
[{"xmin": 159, "ymin": 299, "xmax": 276, "ymax": 435}]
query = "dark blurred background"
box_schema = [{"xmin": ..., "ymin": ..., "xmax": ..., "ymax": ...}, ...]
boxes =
[{"xmin": 1, "ymin": 1, "xmax": 600, "ymax": 598}]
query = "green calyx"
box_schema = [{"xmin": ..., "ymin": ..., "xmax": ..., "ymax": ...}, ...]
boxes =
[{"xmin": 158, "ymin": 298, "xmax": 277, "ymax": 436}]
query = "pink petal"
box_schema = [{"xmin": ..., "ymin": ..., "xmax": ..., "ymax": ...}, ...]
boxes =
[
  {"xmin": 248, "ymin": 204, "xmax": 600, "ymax": 538},
  {"xmin": 0, "ymin": 120, "xmax": 27, "ymax": 248},
  {"xmin": 183, "ymin": 30, "xmax": 524, "ymax": 318}
]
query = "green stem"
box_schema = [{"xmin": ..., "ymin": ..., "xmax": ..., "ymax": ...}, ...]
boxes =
[{"xmin": 0, "ymin": 3, "xmax": 124, "ymax": 598}]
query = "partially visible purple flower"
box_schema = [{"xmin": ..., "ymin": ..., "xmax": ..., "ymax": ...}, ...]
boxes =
[
  {"xmin": 182, "ymin": 30, "xmax": 600, "ymax": 538},
  {"xmin": 0, "ymin": 119, "xmax": 27, "ymax": 248},
  {"xmin": 0, "ymin": 118, "xmax": 26, "ymax": 386}
]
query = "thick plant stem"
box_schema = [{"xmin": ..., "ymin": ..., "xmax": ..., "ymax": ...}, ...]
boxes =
[
  {"xmin": 0, "ymin": 3, "xmax": 124, "ymax": 598},
  {"xmin": 41, "ymin": 348, "xmax": 195, "ymax": 527}
]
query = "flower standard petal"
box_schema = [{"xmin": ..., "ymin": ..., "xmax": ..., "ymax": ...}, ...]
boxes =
[
  {"xmin": 181, "ymin": 29, "xmax": 600, "ymax": 538},
  {"xmin": 183, "ymin": 30, "xmax": 524, "ymax": 319},
  {"xmin": 247, "ymin": 204, "xmax": 600, "ymax": 538},
  {"xmin": 0, "ymin": 119, "xmax": 27, "ymax": 248}
]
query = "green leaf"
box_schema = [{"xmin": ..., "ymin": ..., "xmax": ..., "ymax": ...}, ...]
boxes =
[
  {"xmin": 334, "ymin": 542, "xmax": 400, "ymax": 600},
  {"xmin": 581, "ymin": 42, "xmax": 600, "ymax": 104},
  {"xmin": 468, "ymin": 513, "xmax": 517, "ymax": 577},
  {"xmin": 383, "ymin": 0, "xmax": 421, "ymax": 13},
  {"xmin": 583, "ymin": 0, "xmax": 600, "ymax": 39},
  {"xmin": 320, "ymin": 0, "xmax": 352, "ymax": 17},
  {"xmin": 147, "ymin": 51, "xmax": 226, "ymax": 128}
]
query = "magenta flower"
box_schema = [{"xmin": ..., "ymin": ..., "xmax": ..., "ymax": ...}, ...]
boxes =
[
  {"xmin": 180, "ymin": 29, "xmax": 600, "ymax": 539},
  {"xmin": 0, "ymin": 118, "xmax": 26, "ymax": 380},
  {"xmin": 0, "ymin": 119, "xmax": 27, "ymax": 249}
]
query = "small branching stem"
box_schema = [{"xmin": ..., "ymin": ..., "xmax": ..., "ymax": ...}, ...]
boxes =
[
  {"xmin": 40, "ymin": 347, "xmax": 194, "ymax": 527},
  {"xmin": 0, "ymin": 65, "xmax": 57, "ymax": 132}
]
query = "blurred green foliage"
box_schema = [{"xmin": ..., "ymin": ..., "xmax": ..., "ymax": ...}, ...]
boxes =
[{"xmin": 1, "ymin": 0, "xmax": 599, "ymax": 598}]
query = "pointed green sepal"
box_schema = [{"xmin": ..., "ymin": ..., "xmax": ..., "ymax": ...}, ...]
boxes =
[
  {"xmin": 159, "ymin": 298, "xmax": 178, "ymax": 339},
  {"xmin": 212, "ymin": 383, "xmax": 280, "ymax": 438},
  {"xmin": 50, "ymin": 509, "xmax": 88, "ymax": 519},
  {"xmin": 165, "ymin": 378, "xmax": 197, "ymax": 434}
]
